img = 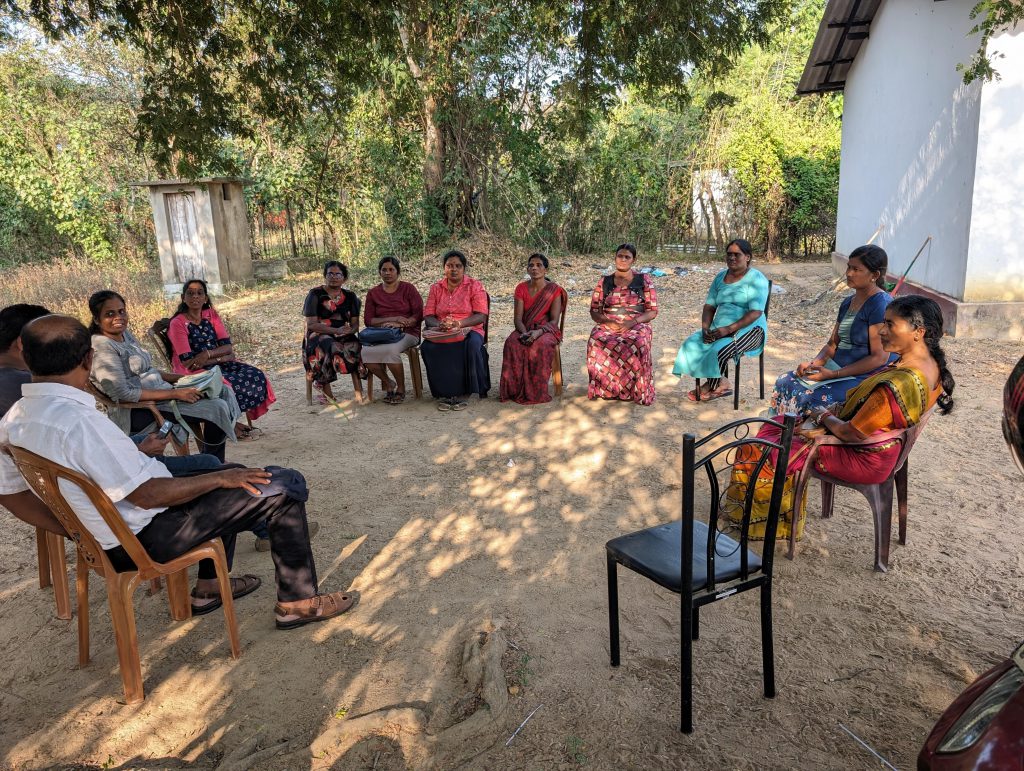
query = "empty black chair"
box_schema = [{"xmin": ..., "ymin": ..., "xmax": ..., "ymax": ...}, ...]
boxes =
[{"xmin": 606, "ymin": 413, "xmax": 797, "ymax": 733}]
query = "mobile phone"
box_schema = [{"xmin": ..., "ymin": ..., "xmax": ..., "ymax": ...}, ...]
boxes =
[{"xmin": 157, "ymin": 420, "xmax": 174, "ymax": 439}]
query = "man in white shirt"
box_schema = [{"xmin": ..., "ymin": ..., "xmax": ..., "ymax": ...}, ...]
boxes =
[{"xmin": 0, "ymin": 314, "xmax": 355, "ymax": 629}]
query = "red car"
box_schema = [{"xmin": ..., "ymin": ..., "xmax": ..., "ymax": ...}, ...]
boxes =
[{"xmin": 918, "ymin": 640, "xmax": 1024, "ymax": 769}]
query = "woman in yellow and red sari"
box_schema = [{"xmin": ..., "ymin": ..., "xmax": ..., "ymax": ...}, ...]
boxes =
[
  {"xmin": 499, "ymin": 253, "xmax": 566, "ymax": 405},
  {"xmin": 731, "ymin": 295, "xmax": 954, "ymax": 540}
]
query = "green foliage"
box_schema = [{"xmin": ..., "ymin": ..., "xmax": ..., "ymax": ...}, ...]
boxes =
[{"xmin": 959, "ymin": 0, "xmax": 1024, "ymax": 84}]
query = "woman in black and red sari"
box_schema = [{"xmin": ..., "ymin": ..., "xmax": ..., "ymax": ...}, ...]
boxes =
[
  {"xmin": 303, "ymin": 261, "xmax": 363, "ymax": 403},
  {"xmin": 499, "ymin": 253, "xmax": 566, "ymax": 405}
]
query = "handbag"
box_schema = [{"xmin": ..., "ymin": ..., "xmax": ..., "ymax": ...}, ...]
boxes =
[
  {"xmin": 358, "ymin": 327, "xmax": 405, "ymax": 345},
  {"xmin": 175, "ymin": 365, "xmax": 224, "ymax": 400}
]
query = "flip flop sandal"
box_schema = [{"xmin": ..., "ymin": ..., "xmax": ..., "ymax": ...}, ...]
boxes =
[
  {"xmin": 686, "ymin": 389, "xmax": 702, "ymax": 402},
  {"xmin": 387, "ymin": 392, "xmax": 406, "ymax": 405},
  {"xmin": 190, "ymin": 574, "xmax": 262, "ymax": 616},
  {"xmin": 705, "ymin": 388, "xmax": 733, "ymax": 401},
  {"xmin": 437, "ymin": 399, "xmax": 453, "ymax": 412},
  {"xmin": 451, "ymin": 399, "xmax": 468, "ymax": 411},
  {"xmin": 382, "ymin": 389, "xmax": 397, "ymax": 404}
]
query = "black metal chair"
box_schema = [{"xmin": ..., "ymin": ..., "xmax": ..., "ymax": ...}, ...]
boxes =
[
  {"xmin": 695, "ymin": 279, "xmax": 773, "ymax": 410},
  {"xmin": 606, "ymin": 413, "xmax": 797, "ymax": 733}
]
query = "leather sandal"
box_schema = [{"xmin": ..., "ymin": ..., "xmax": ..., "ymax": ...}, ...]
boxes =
[
  {"xmin": 387, "ymin": 391, "xmax": 406, "ymax": 405},
  {"xmin": 275, "ymin": 590, "xmax": 359, "ymax": 630},
  {"xmin": 190, "ymin": 574, "xmax": 262, "ymax": 616}
]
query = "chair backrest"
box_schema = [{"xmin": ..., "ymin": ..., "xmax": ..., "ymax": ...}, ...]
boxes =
[
  {"xmin": 148, "ymin": 319, "xmax": 174, "ymax": 371},
  {"xmin": 8, "ymin": 445, "xmax": 159, "ymax": 578},
  {"xmin": 892, "ymin": 406, "xmax": 936, "ymax": 473},
  {"xmin": 682, "ymin": 414, "xmax": 798, "ymax": 590},
  {"xmin": 483, "ymin": 293, "xmax": 491, "ymax": 345},
  {"xmin": 742, "ymin": 279, "xmax": 772, "ymax": 359}
]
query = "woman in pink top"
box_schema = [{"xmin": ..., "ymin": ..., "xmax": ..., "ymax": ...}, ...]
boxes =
[
  {"xmin": 421, "ymin": 249, "xmax": 490, "ymax": 411},
  {"xmin": 361, "ymin": 255, "xmax": 423, "ymax": 404},
  {"xmin": 168, "ymin": 279, "xmax": 277, "ymax": 425}
]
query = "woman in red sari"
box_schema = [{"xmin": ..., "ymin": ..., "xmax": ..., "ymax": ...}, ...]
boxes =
[{"xmin": 499, "ymin": 253, "xmax": 566, "ymax": 404}]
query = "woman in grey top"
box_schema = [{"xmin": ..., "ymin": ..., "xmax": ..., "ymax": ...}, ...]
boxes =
[{"xmin": 88, "ymin": 290, "xmax": 241, "ymax": 461}]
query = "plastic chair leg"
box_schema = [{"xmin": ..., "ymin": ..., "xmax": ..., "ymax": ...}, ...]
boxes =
[
  {"xmin": 820, "ymin": 481, "xmax": 836, "ymax": 518},
  {"xmin": 211, "ymin": 547, "xmax": 241, "ymax": 659},
  {"xmin": 760, "ymin": 583, "xmax": 776, "ymax": 699},
  {"xmin": 46, "ymin": 532, "xmax": 71, "ymax": 621},
  {"xmin": 166, "ymin": 569, "xmax": 191, "ymax": 621},
  {"xmin": 869, "ymin": 480, "xmax": 895, "ymax": 573},
  {"xmin": 107, "ymin": 572, "xmax": 144, "ymax": 704},
  {"xmin": 305, "ymin": 374, "xmax": 313, "ymax": 406},
  {"xmin": 895, "ymin": 461, "xmax": 909, "ymax": 545},
  {"xmin": 606, "ymin": 554, "xmax": 620, "ymax": 667},
  {"xmin": 36, "ymin": 528, "xmax": 51, "ymax": 589},
  {"xmin": 552, "ymin": 345, "xmax": 563, "ymax": 396},
  {"xmin": 76, "ymin": 549, "xmax": 90, "ymax": 667}
]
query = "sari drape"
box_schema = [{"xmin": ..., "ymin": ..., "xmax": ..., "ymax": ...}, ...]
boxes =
[{"xmin": 499, "ymin": 282, "xmax": 565, "ymax": 404}]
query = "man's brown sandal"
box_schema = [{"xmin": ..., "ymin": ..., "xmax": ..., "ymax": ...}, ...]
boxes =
[
  {"xmin": 275, "ymin": 590, "xmax": 359, "ymax": 630},
  {"xmin": 190, "ymin": 574, "xmax": 262, "ymax": 616}
]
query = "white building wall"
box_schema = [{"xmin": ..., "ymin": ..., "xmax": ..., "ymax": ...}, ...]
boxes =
[
  {"xmin": 836, "ymin": 0, "xmax": 983, "ymax": 300},
  {"xmin": 964, "ymin": 29, "xmax": 1024, "ymax": 301}
]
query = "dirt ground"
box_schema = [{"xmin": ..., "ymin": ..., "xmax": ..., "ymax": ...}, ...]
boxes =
[{"xmin": 1, "ymin": 256, "xmax": 1021, "ymax": 770}]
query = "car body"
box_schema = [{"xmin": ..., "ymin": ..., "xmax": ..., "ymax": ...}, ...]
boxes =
[{"xmin": 918, "ymin": 640, "xmax": 1024, "ymax": 770}]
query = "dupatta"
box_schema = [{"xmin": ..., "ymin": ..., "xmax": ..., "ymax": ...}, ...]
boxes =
[
  {"xmin": 523, "ymin": 281, "xmax": 566, "ymax": 340},
  {"xmin": 838, "ymin": 365, "xmax": 931, "ymax": 429}
]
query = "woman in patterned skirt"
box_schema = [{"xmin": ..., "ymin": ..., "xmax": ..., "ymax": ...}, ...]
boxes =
[
  {"xmin": 586, "ymin": 244, "xmax": 659, "ymax": 405},
  {"xmin": 302, "ymin": 261, "xmax": 364, "ymax": 403},
  {"xmin": 168, "ymin": 279, "xmax": 276, "ymax": 431}
]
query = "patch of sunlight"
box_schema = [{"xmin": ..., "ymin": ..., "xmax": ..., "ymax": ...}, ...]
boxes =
[
  {"xmin": 319, "ymin": 534, "xmax": 367, "ymax": 584},
  {"xmin": 426, "ymin": 548, "xmax": 471, "ymax": 577}
]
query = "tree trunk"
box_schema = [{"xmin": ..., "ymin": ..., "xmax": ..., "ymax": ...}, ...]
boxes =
[{"xmin": 423, "ymin": 93, "xmax": 445, "ymax": 202}]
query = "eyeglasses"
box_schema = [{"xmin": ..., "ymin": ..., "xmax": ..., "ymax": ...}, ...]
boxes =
[{"xmin": 325, "ymin": 272, "xmax": 345, "ymax": 277}]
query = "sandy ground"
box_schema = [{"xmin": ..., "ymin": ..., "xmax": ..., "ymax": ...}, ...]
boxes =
[{"xmin": 1, "ymin": 257, "xmax": 1021, "ymax": 771}]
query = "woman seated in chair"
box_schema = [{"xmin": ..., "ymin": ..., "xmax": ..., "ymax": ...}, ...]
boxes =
[
  {"xmin": 586, "ymin": 243, "xmax": 659, "ymax": 405},
  {"xmin": 770, "ymin": 245, "xmax": 894, "ymax": 416},
  {"xmin": 421, "ymin": 249, "xmax": 490, "ymax": 411},
  {"xmin": 729, "ymin": 295, "xmax": 954, "ymax": 541},
  {"xmin": 361, "ymin": 255, "xmax": 423, "ymax": 405},
  {"xmin": 303, "ymin": 261, "xmax": 363, "ymax": 404},
  {"xmin": 89, "ymin": 290, "xmax": 242, "ymax": 462},
  {"xmin": 499, "ymin": 252, "xmax": 565, "ymax": 405},
  {"xmin": 672, "ymin": 238, "xmax": 769, "ymax": 401},
  {"xmin": 167, "ymin": 279, "xmax": 276, "ymax": 431}
]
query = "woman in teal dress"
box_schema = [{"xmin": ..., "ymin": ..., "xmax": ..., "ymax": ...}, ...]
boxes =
[{"xmin": 672, "ymin": 239, "xmax": 770, "ymax": 401}]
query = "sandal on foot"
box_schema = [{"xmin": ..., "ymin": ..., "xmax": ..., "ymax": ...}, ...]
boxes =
[
  {"xmin": 190, "ymin": 574, "xmax": 262, "ymax": 616},
  {"xmin": 451, "ymin": 399, "xmax": 468, "ymax": 411},
  {"xmin": 437, "ymin": 398, "xmax": 453, "ymax": 412},
  {"xmin": 382, "ymin": 389, "xmax": 397, "ymax": 404},
  {"xmin": 388, "ymin": 391, "xmax": 406, "ymax": 405},
  {"xmin": 275, "ymin": 590, "xmax": 359, "ymax": 630},
  {"xmin": 686, "ymin": 389, "xmax": 702, "ymax": 402},
  {"xmin": 704, "ymin": 387, "xmax": 733, "ymax": 401}
]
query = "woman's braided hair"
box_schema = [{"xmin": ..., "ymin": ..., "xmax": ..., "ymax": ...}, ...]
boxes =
[{"xmin": 888, "ymin": 295, "xmax": 955, "ymax": 414}]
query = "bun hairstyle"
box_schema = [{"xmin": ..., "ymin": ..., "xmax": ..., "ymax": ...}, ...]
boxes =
[
  {"xmin": 887, "ymin": 295, "xmax": 955, "ymax": 414},
  {"xmin": 87, "ymin": 289, "xmax": 126, "ymax": 334},
  {"xmin": 849, "ymin": 244, "xmax": 889, "ymax": 289}
]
